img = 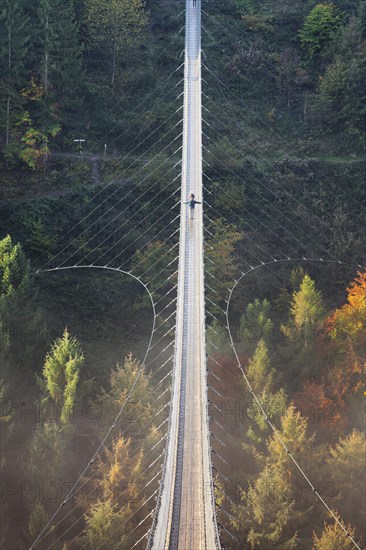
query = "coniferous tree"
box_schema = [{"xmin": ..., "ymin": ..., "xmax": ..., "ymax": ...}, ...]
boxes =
[
  {"xmin": 266, "ymin": 403, "xmax": 315, "ymax": 468},
  {"xmin": 11, "ymin": 0, "xmax": 61, "ymax": 168},
  {"xmin": 42, "ymin": 328, "xmax": 84, "ymax": 424},
  {"xmin": 282, "ymin": 274, "xmax": 324, "ymax": 347},
  {"xmin": 245, "ymin": 387, "xmax": 287, "ymax": 456},
  {"xmin": 299, "ymin": 3, "xmax": 343, "ymax": 60},
  {"xmin": 96, "ymin": 353, "xmax": 154, "ymax": 435},
  {"xmin": 33, "ymin": 0, "xmax": 58, "ymax": 158},
  {"xmin": 49, "ymin": 0, "xmax": 85, "ymax": 135},
  {"xmin": 84, "ymin": 0, "xmax": 148, "ymax": 88},
  {"xmin": 25, "ymin": 420, "xmax": 70, "ymax": 487},
  {"xmin": 204, "ymin": 219, "xmax": 243, "ymax": 309},
  {"xmin": 327, "ymin": 430, "xmax": 366, "ymax": 528},
  {"xmin": 232, "ymin": 465, "xmax": 300, "ymax": 549},
  {"xmin": 234, "ymin": 404, "xmax": 317, "ymax": 548},
  {"xmin": 240, "ymin": 299, "xmax": 273, "ymax": 349},
  {"xmin": 83, "ymin": 499, "xmax": 129, "ymax": 550},
  {"xmin": 80, "ymin": 428, "xmax": 162, "ymax": 549},
  {"xmin": 37, "ymin": 0, "xmax": 52, "ymax": 96},
  {"xmin": 311, "ymin": 3, "xmax": 366, "ymax": 140},
  {"xmin": 313, "ymin": 519, "xmax": 357, "ymax": 550},
  {"xmin": 0, "ymin": 0, "xmax": 29, "ymax": 149},
  {"xmin": 246, "ymin": 339, "xmax": 273, "ymax": 393},
  {"xmin": 18, "ymin": 0, "xmax": 84, "ymax": 163},
  {"xmin": 0, "ymin": 235, "xmax": 47, "ymax": 372}
]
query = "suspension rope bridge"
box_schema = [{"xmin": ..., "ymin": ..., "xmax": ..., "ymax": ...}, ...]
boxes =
[
  {"xmin": 147, "ymin": 2, "xmax": 219, "ymax": 548},
  {"xmin": 28, "ymin": 1, "xmax": 364, "ymax": 549}
]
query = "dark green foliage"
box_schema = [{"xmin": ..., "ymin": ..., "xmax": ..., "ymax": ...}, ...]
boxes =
[
  {"xmin": 0, "ymin": 0, "xmax": 84, "ymax": 167},
  {"xmin": 48, "ymin": 0, "xmax": 85, "ymax": 133},
  {"xmin": 0, "ymin": 0, "xmax": 365, "ymax": 548},
  {"xmin": 299, "ymin": 3, "xmax": 343, "ymax": 59},
  {"xmin": 204, "ymin": 218, "xmax": 243, "ymax": 315},
  {"xmin": 41, "ymin": 328, "xmax": 84, "ymax": 424},
  {"xmin": 0, "ymin": 235, "xmax": 48, "ymax": 374},
  {"xmin": 240, "ymin": 299, "xmax": 273, "ymax": 349},
  {"xmin": 0, "ymin": 0, "xmax": 29, "ymax": 148},
  {"xmin": 312, "ymin": 7, "xmax": 366, "ymax": 138},
  {"xmin": 30, "ymin": 0, "xmax": 84, "ymax": 139},
  {"xmin": 84, "ymin": 0, "xmax": 148, "ymax": 88}
]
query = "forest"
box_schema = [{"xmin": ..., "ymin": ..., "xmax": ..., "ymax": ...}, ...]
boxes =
[{"xmin": 0, "ymin": 0, "xmax": 365, "ymax": 549}]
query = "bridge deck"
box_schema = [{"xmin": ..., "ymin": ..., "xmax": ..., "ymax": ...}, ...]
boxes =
[{"xmin": 149, "ymin": 2, "xmax": 219, "ymax": 549}]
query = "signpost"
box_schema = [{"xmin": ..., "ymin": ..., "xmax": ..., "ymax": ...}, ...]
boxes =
[{"xmin": 73, "ymin": 139, "xmax": 85, "ymax": 156}]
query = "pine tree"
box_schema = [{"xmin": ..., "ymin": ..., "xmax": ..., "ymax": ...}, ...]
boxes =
[
  {"xmin": 76, "ymin": 353, "xmax": 165, "ymax": 548},
  {"xmin": 327, "ymin": 430, "xmax": 366, "ymax": 528},
  {"xmin": 96, "ymin": 353, "xmax": 154, "ymax": 435},
  {"xmin": 282, "ymin": 274, "xmax": 324, "ymax": 347},
  {"xmin": 19, "ymin": 0, "xmax": 83, "ymax": 161},
  {"xmin": 0, "ymin": 234, "xmax": 30, "ymax": 298},
  {"xmin": 266, "ymin": 403, "xmax": 315, "ymax": 469},
  {"xmin": 80, "ymin": 434, "xmax": 155, "ymax": 549},
  {"xmin": 308, "ymin": 1, "xmax": 366, "ymax": 143},
  {"xmin": 232, "ymin": 465, "xmax": 300, "ymax": 549},
  {"xmin": 313, "ymin": 519, "xmax": 357, "ymax": 550},
  {"xmin": 42, "ymin": 328, "xmax": 84, "ymax": 424},
  {"xmin": 25, "ymin": 421, "xmax": 69, "ymax": 486},
  {"xmin": 247, "ymin": 339, "xmax": 273, "ymax": 393},
  {"xmin": 0, "ymin": 0, "xmax": 29, "ymax": 148},
  {"xmin": 83, "ymin": 499, "xmax": 131, "ymax": 549},
  {"xmin": 9, "ymin": 0, "xmax": 60, "ymax": 168},
  {"xmin": 204, "ymin": 219, "xmax": 243, "ymax": 312},
  {"xmin": 49, "ymin": 0, "xmax": 85, "ymax": 135},
  {"xmin": 245, "ymin": 388, "xmax": 287, "ymax": 456},
  {"xmin": 240, "ymin": 298, "xmax": 273, "ymax": 348},
  {"xmin": 85, "ymin": 0, "xmax": 148, "ymax": 88},
  {"xmin": 37, "ymin": 0, "xmax": 52, "ymax": 96},
  {"xmin": 0, "ymin": 235, "xmax": 47, "ymax": 371},
  {"xmin": 234, "ymin": 403, "xmax": 317, "ymax": 547}
]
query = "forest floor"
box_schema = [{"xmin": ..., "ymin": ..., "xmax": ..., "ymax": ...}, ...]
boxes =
[{"xmin": 0, "ymin": 153, "xmax": 131, "ymax": 204}]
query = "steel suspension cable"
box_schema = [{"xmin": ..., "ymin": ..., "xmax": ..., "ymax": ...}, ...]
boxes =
[
  {"xmin": 38, "ymin": 108, "xmax": 183, "ymax": 271},
  {"xmin": 30, "ymin": 266, "xmax": 156, "ymax": 549},
  {"xmin": 223, "ymin": 258, "xmax": 363, "ymax": 550},
  {"xmin": 202, "ymin": 65, "xmax": 362, "ymax": 248}
]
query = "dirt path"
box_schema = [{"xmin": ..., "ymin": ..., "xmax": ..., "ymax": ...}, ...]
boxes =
[{"xmin": 0, "ymin": 153, "xmax": 109, "ymax": 206}]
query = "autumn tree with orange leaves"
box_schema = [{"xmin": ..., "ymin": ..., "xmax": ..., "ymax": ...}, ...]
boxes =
[
  {"xmin": 327, "ymin": 271, "xmax": 366, "ymax": 345},
  {"xmin": 325, "ymin": 271, "xmax": 365, "ymax": 397}
]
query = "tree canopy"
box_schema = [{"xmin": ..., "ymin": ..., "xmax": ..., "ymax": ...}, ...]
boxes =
[
  {"xmin": 42, "ymin": 328, "xmax": 84, "ymax": 424},
  {"xmin": 300, "ymin": 3, "xmax": 343, "ymax": 59}
]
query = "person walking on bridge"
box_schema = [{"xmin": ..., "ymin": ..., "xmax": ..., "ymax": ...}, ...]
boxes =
[
  {"xmin": 193, "ymin": 0, "xmax": 197, "ymax": 6},
  {"xmin": 185, "ymin": 192, "xmax": 201, "ymax": 220}
]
